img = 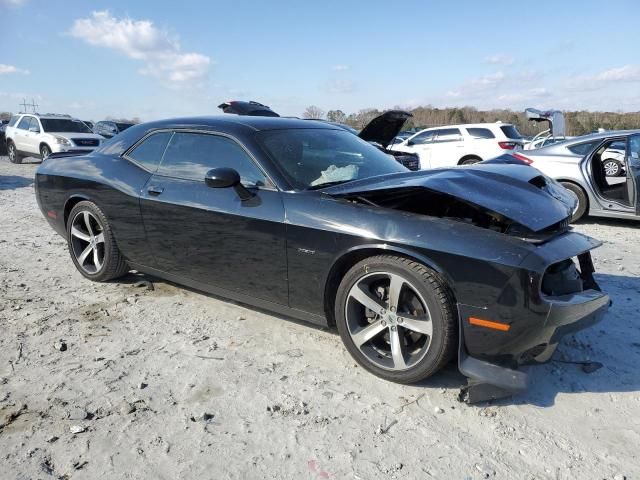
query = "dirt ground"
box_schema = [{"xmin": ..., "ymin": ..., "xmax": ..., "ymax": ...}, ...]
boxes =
[{"xmin": 1, "ymin": 156, "xmax": 639, "ymax": 480}]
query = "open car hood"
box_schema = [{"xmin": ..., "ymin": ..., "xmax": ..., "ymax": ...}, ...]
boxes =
[
  {"xmin": 325, "ymin": 164, "xmax": 576, "ymax": 233},
  {"xmin": 358, "ymin": 110, "xmax": 412, "ymax": 149}
]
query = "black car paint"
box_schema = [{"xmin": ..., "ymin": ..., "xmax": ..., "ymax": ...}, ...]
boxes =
[{"xmin": 35, "ymin": 115, "xmax": 609, "ymax": 397}]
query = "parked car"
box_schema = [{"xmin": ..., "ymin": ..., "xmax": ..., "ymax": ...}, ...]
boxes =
[
  {"xmin": 0, "ymin": 119, "xmax": 9, "ymax": 155},
  {"xmin": 5, "ymin": 113, "xmax": 105, "ymax": 163},
  {"xmin": 35, "ymin": 115, "xmax": 609, "ymax": 402},
  {"xmin": 390, "ymin": 123, "xmax": 525, "ymax": 168},
  {"xmin": 515, "ymin": 131, "xmax": 640, "ymax": 222},
  {"xmin": 93, "ymin": 120, "xmax": 136, "ymax": 139}
]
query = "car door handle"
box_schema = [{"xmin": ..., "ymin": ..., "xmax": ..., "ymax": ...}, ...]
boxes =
[{"xmin": 147, "ymin": 185, "xmax": 164, "ymax": 195}]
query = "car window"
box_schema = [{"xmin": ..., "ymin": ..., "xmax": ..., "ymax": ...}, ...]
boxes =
[
  {"xmin": 40, "ymin": 118, "xmax": 92, "ymax": 133},
  {"xmin": 568, "ymin": 141, "xmax": 598, "ymax": 155},
  {"xmin": 629, "ymin": 136, "xmax": 640, "ymax": 163},
  {"xmin": 127, "ymin": 132, "xmax": 173, "ymax": 172},
  {"xmin": 157, "ymin": 131, "xmax": 268, "ymax": 186},
  {"xmin": 500, "ymin": 125, "xmax": 522, "ymax": 139},
  {"xmin": 17, "ymin": 117, "xmax": 32, "ymax": 130},
  {"xmin": 8, "ymin": 116, "xmax": 20, "ymax": 127},
  {"xmin": 609, "ymin": 141, "xmax": 626, "ymax": 151},
  {"xmin": 433, "ymin": 128, "xmax": 462, "ymax": 143},
  {"xmin": 466, "ymin": 128, "xmax": 495, "ymax": 139},
  {"xmin": 409, "ymin": 130, "xmax": 435, "ymax": 145}
]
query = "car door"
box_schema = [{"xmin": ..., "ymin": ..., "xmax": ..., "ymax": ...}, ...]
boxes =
[
  {"xmin": 139, "ymin": 130, "xmax": 288, "ymax": 305},
  {"xmin": 428, "ymin": 128, "xmax": 463, "ymax": 168},
  {"xmin": 24, "ymin": 117, "xmax": 42, "ymax": 155},
  {"xmin": 626, "ymin": 134, "xmax": 640, "ymax": 215},
  {"xmin": 405, "ymin": 130, "xmax": 435, "ymax": 168},
  {"xmin": 13, "ymin": 116, "xmax": 32, "ymax": 152}
]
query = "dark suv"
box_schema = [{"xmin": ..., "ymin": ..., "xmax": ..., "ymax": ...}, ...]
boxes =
[{"xmin": 93, "ymin": 121, "xmax": 136, "ymax": 139}]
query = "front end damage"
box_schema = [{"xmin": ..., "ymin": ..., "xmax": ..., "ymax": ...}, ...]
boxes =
[{"xmin": 324, "ymin": 165, "xmax": 609, "ymax": 403}]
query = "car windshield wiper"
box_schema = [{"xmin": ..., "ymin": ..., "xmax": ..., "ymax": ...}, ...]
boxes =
[{"xmin": 307, "ymin": 180, "xmax": 354, "ymax": 190}]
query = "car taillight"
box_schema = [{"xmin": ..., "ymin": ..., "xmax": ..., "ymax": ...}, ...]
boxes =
[
  {"xmin": 498, "ymin": 141, "xmax": 517, "ymax": 150},
  {"xmin": 512, "ymin": 152, "xmax": 533, "ymax": 165}
]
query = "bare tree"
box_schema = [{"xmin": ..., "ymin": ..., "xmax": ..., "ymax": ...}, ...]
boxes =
[
  {"xmin": 326, "ymin": 109, "xmax": 347, "ymax": 123},
  {"xmin": 302, "ymin": 105, "xmax": 325, "ymax": 120}
]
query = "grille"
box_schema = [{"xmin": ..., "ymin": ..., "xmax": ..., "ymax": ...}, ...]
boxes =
[{"xmin": 72, "ymin": 138, "xmax": 99, "ymax": 147}]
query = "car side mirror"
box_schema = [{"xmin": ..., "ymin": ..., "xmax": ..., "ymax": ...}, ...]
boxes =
[
  {"xmin": 406, "ymin": 140, "xmax": 414, "ymax": 146},
  {"xmin": 204, "ymin": 167, "xmax": 253, "ymax": 200}
]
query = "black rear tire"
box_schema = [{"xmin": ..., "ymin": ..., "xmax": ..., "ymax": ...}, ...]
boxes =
[
  {"xmin": 335, "ymin": 255, "xmax": 457, "ymax": 384},
  {"xmin": 67, "ymin": 201, "xmax": 129, "ymax": 282},
  {"xmin": 460, "ymin": 157, "xmax": 481, "ymax": 165},
  {"xmin": 7, "ymin": 141, "xmax": 22, "ymax": 164},
  {"xmin": 560, "ymin": 182, "xmax": 588, "ymax": 222}
]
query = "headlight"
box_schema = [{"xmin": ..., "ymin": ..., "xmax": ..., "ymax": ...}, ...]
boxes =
[{"xmin": 54, "ymin": 136, "xmax": 71, "ymax": 146}]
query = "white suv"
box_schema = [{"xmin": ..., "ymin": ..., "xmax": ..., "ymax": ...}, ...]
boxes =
[
  {"xmin": 5, "ymin": 113, "xmax": 105, "ymax": 164},
  {"xmin": 390, "ymin": 123, "xmax": 524, "ymax": 169}
]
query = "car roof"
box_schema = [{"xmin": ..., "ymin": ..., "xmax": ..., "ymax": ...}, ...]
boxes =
[
  {"xmin": 415, "ymin": 123, "xmax": 513, "ymax": 132},
  {"xmin": 132, "ymin": 115, "xmax": 344, "ymax": 132}
]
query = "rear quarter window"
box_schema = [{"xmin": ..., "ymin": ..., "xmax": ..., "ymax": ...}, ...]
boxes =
[
  {"xmin": 125, "ymin": 131, "xmax": 173, "ymax": 172},
  {"xmin": 466, "ymin": 128, "xmax": 495, "ymax": 139},
  {"xmin": 568, "ymin": 141, "xmax": 598, "ymax": 155}
]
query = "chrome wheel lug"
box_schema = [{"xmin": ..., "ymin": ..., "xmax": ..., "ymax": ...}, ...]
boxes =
[
  {"xmin": 397, "ymin": 317, "xmax": 403, "ymax": 324},
  {"xmin": 390, "ymin": 325, "xmax": 396, "ymax": 331},
  {"xmin": 381, "ymin": 320, "xmax": 387, "ymax": 327}
]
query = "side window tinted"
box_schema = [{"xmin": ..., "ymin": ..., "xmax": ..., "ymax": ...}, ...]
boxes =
[
  {"xmin": 8, "ymin": 116, "xmax": 20, "ymax": 127},
  {"xmin": 127, "ymin": 132, "xmax": 172, "ymax": 172},
  {"xmin": 17, "ymin": 117, "xmax": 31, "ymax": 130},
  {"xmin": 158, "ymin": 132, "xmax": 267, "ymax": 185},
  {"xmin": 409, "ymin": 131, "xmax": 434, "ymax": 145},
  {"xmin": 434, "ymin": 128, "xmax": 462, "ymax": 143},
  {"xmin": 467, "ymin": 128, "xmax": 495, "ymax": 139},
  {"xmin": 629, "ymin": 135, "xmax": 640, "ymax": 162},
  {"xmin": 30, "ymin": 118, "xmax": 41, "ymax": 132},
  {"xmin": 568, "ymin": 141, "xmax": 598, "ymax": 156}
]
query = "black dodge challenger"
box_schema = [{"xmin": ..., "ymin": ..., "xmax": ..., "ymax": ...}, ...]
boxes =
[{"xmin": 35, "ymin": 116, "xmax": 610, "ymax": 402}]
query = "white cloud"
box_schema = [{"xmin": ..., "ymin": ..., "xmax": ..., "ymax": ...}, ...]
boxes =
[
  {"xmin": 0, "ymin": 0, "xmax": 28, "ymax": 7},
  {"xmin": 484, "ymin": 54, "xmax": 514, "ymax": 66},
  {"xmin": 331, "ymin": 64, "xmax": 350, "ymax": 72},
  {"xmin": 0, "ymin": 64, "xmax": 30, "ymax": 75},
  {"xmin": 567, "ymin": 65, "xmax": 640, "ymax": 91},
  {"xmin": 69, "ymin": 11, "xmax": 211, "ymax": 89},
  {"xmin": 497, "ymin": 88, "xmax": 551, "ymax": 103}
]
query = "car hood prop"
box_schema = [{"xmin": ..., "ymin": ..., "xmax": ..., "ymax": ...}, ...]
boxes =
[{"xmin": 325, "ymin": 164, "xmax": 577, "ymax": 233}]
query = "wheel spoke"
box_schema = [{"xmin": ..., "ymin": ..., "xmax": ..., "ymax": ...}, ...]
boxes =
[
  {"xmin": 71, "ymin": 226, "xmax": 91, "ymax": 242},
  {"xmin": 387, "ymin": 273, "xmax": 404, "ymax": 310},
  {"xmin": 83, "ymin": 212, "xmax": 94, "ymax": 237},
  {"xmin": 78, "ymin": 245, "xmax": 93, "ymax": 265},
  {"xmin": 389, "ymin": 328, "xmax": 407, "ymax": 369},
  {"xmin": 400, "ymin": 314, "xmax": 433, "ymax": 337},
  {"xmin": 349, "ymin": 284, "xmax": 385, "ymax": 314},
  {"xmin": 351, "ymin": 320, "xmax": 386, "ymax": 347},
  {"xmin": 92, "ymin": 247, "xmax": 102, "ymax": 270},
  {"xmin": 94, "ymin": 232, "xmax": 105, "ymax": 244}
]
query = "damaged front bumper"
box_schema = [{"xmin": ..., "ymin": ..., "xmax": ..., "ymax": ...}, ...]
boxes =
[{"xmin": 456, "ymin": 232, "xmax": 610, "ymax": 404}]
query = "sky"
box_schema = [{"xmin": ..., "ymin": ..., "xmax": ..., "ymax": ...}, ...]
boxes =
[{"xmin": 1, "ymin": 0, "xmax": 640, "ymax": 121}]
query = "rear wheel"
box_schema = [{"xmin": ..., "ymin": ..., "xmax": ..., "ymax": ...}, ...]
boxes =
[
  {"xmin": 560, "ymin": 182, "xmax": 588, "ymax": 222},
  {"xmin": 335, "ymin": 255, "xmax": 457, "ymax": 384},
  {"xmin": 460, "ymin": 156, "xmax": 481, "ymax": 165},
  {"xmin": 67, "ymin": 201, "xmax": 129, "ymax": 282},
  {"xmin": 7, "ymin": 141, "xmax": 22, "ymax": 164}
]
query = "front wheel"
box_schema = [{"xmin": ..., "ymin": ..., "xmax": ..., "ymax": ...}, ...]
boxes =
[
  {"xmin": 335, "ymin": 255, "xmax": 457, "ymax": 384},
  {"xmin": 602, "ymin": 159, "xmax": 623, "ymax": 177},
  {"xmin": 7, "ymin": 141, "xmax": 22, "ymax": 164},
  {"xmin": 67, "ymin": 201, "xmax": 129, "ymax": 282},
  {"xmin": 40, "ymin": 144, "xmax": 52, "ymax": 160},
  {"xmin": 460, "ymin": 157, "xmax": 481, "ymax": 165}
]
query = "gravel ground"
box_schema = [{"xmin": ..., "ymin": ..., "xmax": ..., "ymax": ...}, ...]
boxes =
[{"xmin": 1, "ymin": 156, "xmax": 639, "ymax": 480}]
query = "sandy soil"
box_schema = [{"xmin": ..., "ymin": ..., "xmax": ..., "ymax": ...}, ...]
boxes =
[{"xmin": 1, "ymin": 156, "xmax": 639, "ymax": 480}]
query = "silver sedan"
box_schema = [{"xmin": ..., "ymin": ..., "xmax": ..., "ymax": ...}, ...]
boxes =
[{"xmin": 519, "ymin": 130, "xmax": 640, "ymax": 222}]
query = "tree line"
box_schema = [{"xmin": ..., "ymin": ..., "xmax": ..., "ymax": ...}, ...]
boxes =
[{"xmin": 303, "ymin": 105, "xmax": 640, "ymax": 136}]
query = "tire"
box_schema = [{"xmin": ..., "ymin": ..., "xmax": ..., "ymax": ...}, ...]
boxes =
[
  {"xmin": 460, "ymin": 157, "xmax": 481, "ymax": 165},
  {"xmin": 335, "ymin": 255, "xmax": 457, "ymax": 384},
  {"xmin": 602, "ymin": 159, "xmax": 622, "ymax": 177},
  {"xmin": 560, "ymin": 182, "xmax": 587, "ymax": 222},
  {"xmin": 7, "ymin": 141, "xmax": 22, "ymax": 164},
  {"xmin": 66, "ymin": 201, "xmax": 129, "ymax": 282},
  {"xmin": 40, "ymin": 144, "xmax": 52, "ymax": 160}
]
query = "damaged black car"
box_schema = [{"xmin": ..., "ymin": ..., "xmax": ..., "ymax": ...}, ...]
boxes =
[{"xmin": 34, "ymin": 116, "xmax": 609, "ymax": 402}]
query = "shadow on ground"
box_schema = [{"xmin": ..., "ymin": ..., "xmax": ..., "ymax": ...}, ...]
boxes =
[{"xmin": 0, "ymin": 175, "xmax": 33, "ymax": 190}]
